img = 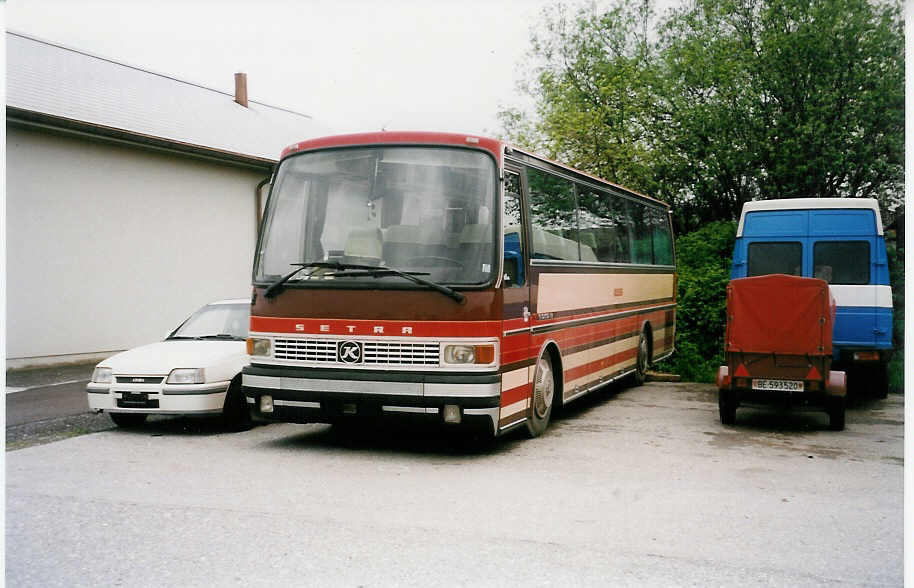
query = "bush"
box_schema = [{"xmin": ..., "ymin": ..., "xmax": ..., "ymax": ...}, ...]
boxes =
[{"xmin": 656, "ymin": 221, "xmax": 736, "ymax": 382}]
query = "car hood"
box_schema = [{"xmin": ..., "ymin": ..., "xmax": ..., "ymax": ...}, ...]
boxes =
[{"xmin": 98, "ymin": 340, "xmax": 247, "ymax": 375}]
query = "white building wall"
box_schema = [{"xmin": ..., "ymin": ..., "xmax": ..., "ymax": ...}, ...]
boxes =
[{"xmin": 6, "ymin": 126, "xmax": 269, "ymax": 365}]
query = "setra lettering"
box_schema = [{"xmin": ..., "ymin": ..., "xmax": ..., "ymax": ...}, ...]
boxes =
[{"xmin": 291, "ymin": 323, "xmax": 417, "ymax": 335}]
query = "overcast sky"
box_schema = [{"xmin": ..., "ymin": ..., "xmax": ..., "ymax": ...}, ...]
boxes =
[{"xmin": 6, "ymin": 0, "xmax": 578, "ymax": 137}]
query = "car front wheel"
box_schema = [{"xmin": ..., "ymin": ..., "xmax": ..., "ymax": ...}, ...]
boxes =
[{"xmin": 222, "ymin": 378, "xmax": 252, "ymax": 431}]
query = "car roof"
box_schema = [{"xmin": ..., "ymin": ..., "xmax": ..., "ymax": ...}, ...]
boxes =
[{"xmin": 208, "ymin": 299, "xmax": 249, "ymax": 306}]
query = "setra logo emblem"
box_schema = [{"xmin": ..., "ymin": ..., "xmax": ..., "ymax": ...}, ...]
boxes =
[{"xmin": 338, "ymin": 341, "xmax": 363, "ymax": 364}]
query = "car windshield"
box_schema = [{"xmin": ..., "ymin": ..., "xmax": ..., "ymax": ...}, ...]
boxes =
[
  {"xmin": 168, "ymin": 303, "xmax": 249, "ymax": 340},
  {"xmin": 254, "ymin": 146, "xmax": 497, "ymax": 286}
]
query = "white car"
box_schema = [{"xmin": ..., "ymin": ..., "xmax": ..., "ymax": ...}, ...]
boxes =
[{"xmin": 87, "ymin": 299, "xmax": 251, "ymax": 430}]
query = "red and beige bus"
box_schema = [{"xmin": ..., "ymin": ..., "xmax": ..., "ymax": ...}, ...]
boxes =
[{"xmin": 243, "ymin": 132, "xmax": 675, "ymax": 437}]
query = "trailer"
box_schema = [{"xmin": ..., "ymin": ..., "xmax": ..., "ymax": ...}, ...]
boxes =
[
  {"xmin": 716, "ymin": 274, "xmax": 847, "ymax": 430},
  {"xmin": 730, "ymin": 198, "xmax": 892, "ymax": 397}
]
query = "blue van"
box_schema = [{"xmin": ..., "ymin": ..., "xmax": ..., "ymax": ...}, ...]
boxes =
[{"xmin": 730, "ymin": 198, "xmax": 893, "ymax": 396}]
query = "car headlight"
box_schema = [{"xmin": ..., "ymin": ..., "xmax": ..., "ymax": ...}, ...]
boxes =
[
  {"xmin": 166, "ymin": 368, "xmax": 205, "ymax": 384},
  {"xmin": 91, "ymin": 367, "xmax": 113, "ymax": 384},
  {"xmin": 246, "ymin": 337, "xmax": 271, "ymax": 357},
  {"xmin": 443, "ymin": 344, "xmax": 496, "ymax": 365}
]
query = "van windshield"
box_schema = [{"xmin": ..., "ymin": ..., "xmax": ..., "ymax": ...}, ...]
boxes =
[{"xmin": 255, "ymin": 146, "xmax": 497, "ymax": 287}]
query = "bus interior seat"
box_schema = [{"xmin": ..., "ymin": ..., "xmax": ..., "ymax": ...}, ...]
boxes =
[
  {"xmin": 579, "ymin": 232, "xmax": 598, "ymax": 261},
  {"xmin": 383, "ymin": 225, "xmax": 421, "ymax": 267},
  {"xmin": 419, "ymin": 224, "xmax": 449, "ymax": 259},
  {"xmin": 458, "ymin": 224, "xmax": 492, "ymax": 273},
  {"xmin": 344, "ymin": 228, "xmax": 383, "ymax": 266}
]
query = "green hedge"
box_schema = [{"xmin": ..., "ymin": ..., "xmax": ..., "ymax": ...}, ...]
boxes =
[{"xmin": 656, "ymin": 221, "xmax": 736, "ymax": 382}]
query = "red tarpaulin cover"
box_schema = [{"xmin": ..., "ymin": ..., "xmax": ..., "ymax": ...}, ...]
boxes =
[{"xmin": 725, "ymin": 274, "xmax": 835, "ymax": 356}]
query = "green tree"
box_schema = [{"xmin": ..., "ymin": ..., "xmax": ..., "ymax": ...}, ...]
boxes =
[
  {"xmin": 657, "ymin": 0, "xmax": 904, "ymax": 229},
  {"xmin": 498, "ymin": 0, "xmax": 662, "ymax": 195},
  {"xmin": 500, "ymin": 0, "xmax": 905, "ymax": 232}
]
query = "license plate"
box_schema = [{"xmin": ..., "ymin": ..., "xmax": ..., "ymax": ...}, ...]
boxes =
[
  {"xmin": 121, "ymin": 392, "xmax": 148, "ymax": 402},
  {"xmin": 752, "ymin": 379, "xmax": 804, "ymax": 392}
]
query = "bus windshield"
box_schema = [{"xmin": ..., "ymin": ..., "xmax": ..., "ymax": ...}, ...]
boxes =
[{"xmin": 255, "ymin": 146, "xmax": 497, "ymax": 287}]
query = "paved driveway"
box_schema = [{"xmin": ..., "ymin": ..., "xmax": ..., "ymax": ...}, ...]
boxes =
[{"xmin": 6, "ymin": 382, "xmax": 903, "ymax": 587}]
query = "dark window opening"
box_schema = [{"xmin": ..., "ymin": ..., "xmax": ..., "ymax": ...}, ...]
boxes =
[
  {"xmin": 747, "ymin": 242, "xmax": 803, "ymax": 277},
  {"xmin": 813, "ymin": 241, "xmax": 870, "ymax": 285}
]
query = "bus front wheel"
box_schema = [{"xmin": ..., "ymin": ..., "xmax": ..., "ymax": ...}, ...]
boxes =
[{"xmin": 526, "ymin": 353, "xmax": 555, "ymax": 438}]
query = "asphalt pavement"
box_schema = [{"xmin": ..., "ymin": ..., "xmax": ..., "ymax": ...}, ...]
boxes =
[
  {"xmin": 5, "ymin": 363, "xmax": 114, "ymax": 449},
  {"xmin": 5, "ymin": 379, "xmax": 904, "ymax": 587}
]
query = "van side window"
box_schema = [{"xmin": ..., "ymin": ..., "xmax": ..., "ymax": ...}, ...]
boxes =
[
  {"xmin": 813, "ymin": 241, "xmax": 870, "ymax": 285},
  {"xmin": 747, "ymin": 242, "xmax": 802, "ymax": 277}
]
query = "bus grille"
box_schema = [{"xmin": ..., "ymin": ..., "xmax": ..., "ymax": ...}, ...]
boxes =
[{"xmin": 273, "ymin": 338, "xmax": 440, "ymax": 367}]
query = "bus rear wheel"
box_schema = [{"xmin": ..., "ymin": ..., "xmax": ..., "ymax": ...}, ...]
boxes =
[
  {"xmin": 633, "ymin": 331, "xmax": 649, "ymax": 386},
  {"xmin": 526, "ymin": 353, "xmax": 555, "ymax": 438}
]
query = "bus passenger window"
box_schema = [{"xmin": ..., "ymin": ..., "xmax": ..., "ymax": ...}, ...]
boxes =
[
  {"xmin": 527, "ymin": 168, "xmax": 578, "ymax": 261},
  {"xmin": 503, "ymin": 171, "xmax": 524, "ymax": 286}
]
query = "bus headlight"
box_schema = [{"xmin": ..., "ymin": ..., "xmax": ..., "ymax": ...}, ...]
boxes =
[
  {"xmin": 246, "ymin": 337, "xmax": 271, "ymax": 356},
  {"xmin": 443, "ymin": 344, "xmax": 495, "ymax": 365}
]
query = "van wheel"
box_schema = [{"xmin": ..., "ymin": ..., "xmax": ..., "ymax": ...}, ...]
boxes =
[
  {"xmin": 526, "ymin": 353, "xmax": 555, "ymax": 438},
  {"xmin": 873, "ymin": 364, "xmax": 889, "ymax": 399},
  {"xmin": 633, "ymin": 331, "xmax": 649, "ymax": 386},
  {"xmin": 110, "ymin": 413, "xmax": 148, "ymax": 428}
]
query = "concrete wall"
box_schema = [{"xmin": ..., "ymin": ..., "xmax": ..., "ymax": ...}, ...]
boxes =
[{"xmin": 6, "ymin": 126, "xmax": 269, "ymax": 366}]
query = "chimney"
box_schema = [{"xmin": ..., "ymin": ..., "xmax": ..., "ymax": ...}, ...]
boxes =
[{"xmin": 234, "ymin": 72, "xmax": 248, "ymax": 108}]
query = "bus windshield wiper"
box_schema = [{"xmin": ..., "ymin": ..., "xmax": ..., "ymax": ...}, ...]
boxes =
[
  {"xmin": 264, "ymin": 261, "xmax": 465, "ymax": 303},
  {"xmin": 327, "ymin": 266, "xmax": 465, "ymax": 304},
  {"xmin": 196, "ymin": 334, "xmax": 244, "ymax": 341},
  {"xmin": 263, "ymin": 262, "xmax": 331, "ymax": 298}
]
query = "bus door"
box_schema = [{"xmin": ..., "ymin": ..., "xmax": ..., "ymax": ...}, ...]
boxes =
[{"xmin": 499, "ymin": 167, "xmax": 533, "ymax": 427}]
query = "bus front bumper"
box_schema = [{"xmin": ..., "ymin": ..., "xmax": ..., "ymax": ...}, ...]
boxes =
[{"xmin": 242, "ymin": 367, "xmax": 501, "ymax": 434}]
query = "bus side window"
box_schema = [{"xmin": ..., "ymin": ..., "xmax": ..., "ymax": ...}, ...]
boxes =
[
  {"xmin": 504, "ymin": 171, "xmax": 525, "ymax": 287},
  {"xmin": 527, "ymin": 167, "xmax": 578, "ymax": 260}
]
